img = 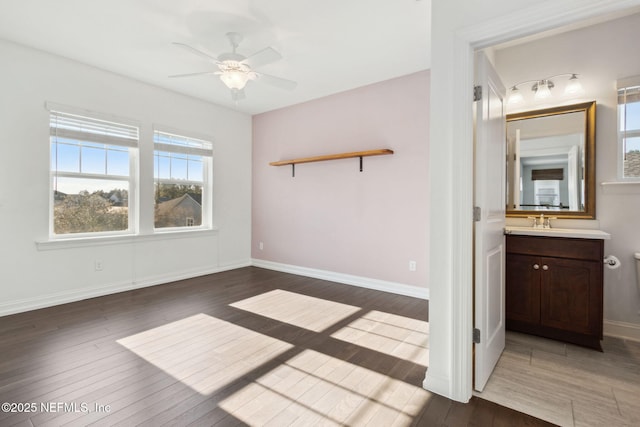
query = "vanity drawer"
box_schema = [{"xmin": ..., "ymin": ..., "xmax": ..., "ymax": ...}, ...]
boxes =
[{"xmin": 506, "ymin": 235, "xmax": 603, "ymax": 261}]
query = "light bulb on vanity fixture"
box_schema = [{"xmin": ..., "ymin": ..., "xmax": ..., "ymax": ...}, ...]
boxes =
[
  {"xmin": 507, "ymin": 73, "xmax": 583, "ymax": 105},
  {"xmin": 507, "ymin": 86, "xmax": 524, "ymax": 104},
  {"xmin": 533, "ymin": 79, "xmax": 553, "ymax": 100},
  {"xmin": 564, "ymin": 73, "xmax": 584, "ymax": 95}
]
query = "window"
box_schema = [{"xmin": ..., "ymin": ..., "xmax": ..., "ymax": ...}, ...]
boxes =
[
  {"xmin": 154, "ymin": 130, "xmax": 212, "ymax": 229},
  {"xmin": 618, "ymin": 77, "xmax": 640, "ymax": 179},
  {"xmin": 50, "ymin": 109, "xmax": 138, "ymax": 235}
]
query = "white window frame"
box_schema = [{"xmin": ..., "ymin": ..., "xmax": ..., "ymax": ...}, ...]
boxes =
[
  {"xmin": 47, "ymin": 102, "xmax": 139, "ymax": 239},
  {"xmin": 153, "ymin": 127, "xmax": 213, "ymax": 232},
  {"xmin": 617, "ymin": 76, "xmax": 640, "ymax": 181}
]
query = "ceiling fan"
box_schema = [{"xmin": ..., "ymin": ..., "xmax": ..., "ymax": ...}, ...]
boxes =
[{"xmin": 170, "ymin": 32, "xmax": 297, "ymax": 101}]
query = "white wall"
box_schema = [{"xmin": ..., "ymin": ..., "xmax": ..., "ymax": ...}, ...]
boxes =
[
  {"xmin": 0, "ymin": 40, "xmax": 252, "ymax": 315},
  {"xmin": 495, "ymin": 12, "xmax": 640, "ymax": 333}
]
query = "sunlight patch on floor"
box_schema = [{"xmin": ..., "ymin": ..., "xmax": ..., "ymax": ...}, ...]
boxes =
[
  {"xmin": 116, "ymin": 313, "xmax": 293, "ymax": 395},
  {"xmin": 219, "ymin": 349, "xmax": 433, "ymax": 426},
  {"xmin": 330, "ymin": 310, "xmax": 429, "ymax": 366},
  {"xmin": 229, "ymin": 289, "xmax": 361, "ymax": 332}
]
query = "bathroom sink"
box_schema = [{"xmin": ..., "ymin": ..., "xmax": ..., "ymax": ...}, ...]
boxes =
[{"xmin": 504, "ymin": 226, "xmax": 611, "ymax": 239}]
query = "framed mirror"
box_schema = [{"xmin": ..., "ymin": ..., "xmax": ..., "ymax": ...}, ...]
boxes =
[{"xmin": 506, "ymin": 101, "xmax": 596, "ymax": 219}]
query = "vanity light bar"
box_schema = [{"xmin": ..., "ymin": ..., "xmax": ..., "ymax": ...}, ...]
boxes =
[{"xmin": 508, "ymin": 73, "xmax": 583, "ymax": 105}]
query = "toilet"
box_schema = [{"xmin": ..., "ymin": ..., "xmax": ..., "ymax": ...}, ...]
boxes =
[{"xmin": 636, "ymin": 253, "xmax": 640, "ymax": 293}]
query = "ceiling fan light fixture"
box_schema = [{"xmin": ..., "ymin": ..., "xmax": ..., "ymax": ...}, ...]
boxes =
[
  {"xmin": 220, "ymin": 70, "xmax": 250, "ymax": 90},
  {"xmin": 218, "ymin": 60, "xmax": 256, "ymax": 90},
  {"xmin": 171, "ymin": 32, "xmax": 296, "ymax": 102}
]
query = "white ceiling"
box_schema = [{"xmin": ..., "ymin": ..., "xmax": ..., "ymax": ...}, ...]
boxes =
[{"xmin": 0, "ymin": 0, "xmax": 431, "ymax": 115}]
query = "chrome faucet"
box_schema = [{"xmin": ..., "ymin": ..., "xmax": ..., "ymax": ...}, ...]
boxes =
[
  {"xmin": 527, "ymin": 214, "xmax": 556, "ymax": 229},
  {"xmin": 545, "ymin": 216, "xmax": 557, "ymax": 229}
]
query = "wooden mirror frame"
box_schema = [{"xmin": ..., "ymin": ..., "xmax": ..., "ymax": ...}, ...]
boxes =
[{"xmin": 506, "ymin": 101, "xmax": 596, "ymax": 219}]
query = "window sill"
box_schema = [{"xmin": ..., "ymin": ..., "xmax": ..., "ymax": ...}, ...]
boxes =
[
  {"xmin": 600, "ymin": 181, "xmax": 640, "ymax": 185},
  {"xmin": 36, "ymin": 227, "xmax": 219, "ymax": 251},
  {"xmin": 600, "ymin": 181, "xmax": 640, "ymax": 195}
]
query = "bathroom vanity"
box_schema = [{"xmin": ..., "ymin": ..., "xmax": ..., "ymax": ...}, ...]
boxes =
[{"xmin": 505, "ymin": 227, "xmax": 610, "ymax": 350}]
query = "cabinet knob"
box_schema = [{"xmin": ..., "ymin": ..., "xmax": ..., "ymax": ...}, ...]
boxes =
[
  {"xmin": 533, "ymin": 264, "xmax": 540, "ymax": 270},
  {"xmin": 542, "ymin": 265, "xmax": 549, "ymax": 271}
]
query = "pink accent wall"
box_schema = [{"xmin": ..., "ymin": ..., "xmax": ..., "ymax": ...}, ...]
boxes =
[{"xmin": 252, "ymin": 70, "xmax": 430, "ymax": 288}]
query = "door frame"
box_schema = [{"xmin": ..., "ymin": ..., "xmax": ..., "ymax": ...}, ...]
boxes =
[{"xmin": 423, "ymin": 0, "xmax": 640, "ymax": 403}]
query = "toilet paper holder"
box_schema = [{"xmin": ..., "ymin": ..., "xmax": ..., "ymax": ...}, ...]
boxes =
[{"xmin": 603, "ymin": 255, "xmax": 621, "ymax": 269}]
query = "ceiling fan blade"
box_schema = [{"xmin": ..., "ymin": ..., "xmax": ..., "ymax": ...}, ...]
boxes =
[
  {"xmin": 256, "ymin": 73, "xmax": 297, "ymax": 91},
  {"xmin": 169, "ymin": 71, "xmax": 218, "ymax": 78},
  {"xmin": 172, "ymin": 42, "xmax": 220, "ymax": 63},
  {"xmin": 242, "ymin": 47, "xmax": 282, "ymax": 68}
]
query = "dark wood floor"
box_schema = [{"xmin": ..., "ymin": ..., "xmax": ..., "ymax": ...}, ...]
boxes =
[{"xmin": 0, "ymin": 267, "xmax": 552, "ymax": 426}]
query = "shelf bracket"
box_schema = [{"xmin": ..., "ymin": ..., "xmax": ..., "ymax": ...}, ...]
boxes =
[
  {"xmin": 291, "ymin": 163, "xmax": 295, "ymax": 177},
  {"xmin": 359, "ymin": 156, "xmax": 363, "ymax": 172}
]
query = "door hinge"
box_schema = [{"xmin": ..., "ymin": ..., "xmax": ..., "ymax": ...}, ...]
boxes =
[
  {"xmin": 473, "ymin": 206, "xmax": 481, "ymax": 222},
  {"xmin": 473, "ymin": 85, "xmax": 482, "ymax": 102},
  {"xmin": 473, "ymin": 328, "xmax": 481, "ymax": 344}
]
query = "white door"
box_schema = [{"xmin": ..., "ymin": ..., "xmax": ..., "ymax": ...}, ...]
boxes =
[{"xmin": 474, "ymin": 51, "xmax": 506, "ymax": 392}]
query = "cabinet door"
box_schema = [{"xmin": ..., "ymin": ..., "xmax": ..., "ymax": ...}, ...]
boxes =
[
  {"xmin": 506, "ymin": 253, "xmax": 540, "ymax": 325},
  {"xmin": 540, "ymin": 257, "xmax": 601, "ymax": 335}
]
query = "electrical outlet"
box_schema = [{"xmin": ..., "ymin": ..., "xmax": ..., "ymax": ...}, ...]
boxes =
[
  {"xmin": 95, "ymin": 260, "xmax": 103, "ymax": 271},
  {"xmin": 259, "ymin": 242, "xmax": 264, "ymax": 250},
  {"xmin": 409, "ymin": 260, "xmax": 417, "ymax": 271}
]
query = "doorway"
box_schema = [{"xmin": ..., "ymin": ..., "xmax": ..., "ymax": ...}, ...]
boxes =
[
  {"xmin": 424, "ymin": 0, "xmax": 640, "ymax": 404},
  {"xmin": 471, "ymin": 2, "xmax": 640, "ymax": 419}
]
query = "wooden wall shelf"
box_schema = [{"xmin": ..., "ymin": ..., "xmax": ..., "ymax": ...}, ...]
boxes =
[{"xmin": 269, "ymin": 148, "xmax": 394, "ymax": 177}]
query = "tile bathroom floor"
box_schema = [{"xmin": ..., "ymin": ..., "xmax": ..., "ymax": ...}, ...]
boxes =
[{"xmin": 475, "ymin": 330, "xmax": 640, "ymax": 426}]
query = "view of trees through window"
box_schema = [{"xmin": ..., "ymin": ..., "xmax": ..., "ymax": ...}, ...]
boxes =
[
  {"xmin": 50, "ymin": 108, "xmax": 137, "ymax": 236},
  {"xmin": 53, "ymin": 186, "xmax": 128, "ymax": 234},
  {"xmin": 53, "ymin": 182, "xmax": 205, "ymax": 233},
  {"xmin": 49, "ymin": 110, "xmax": 211, "ymax": 236},
  {"xmin": 153, "ymin": 130, "xmax": 210, "ymax": 230}
]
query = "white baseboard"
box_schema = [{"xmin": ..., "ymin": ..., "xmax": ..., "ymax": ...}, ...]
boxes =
[
  {"xmin": 0, "ymin": 261, "xmax": 251, "ymax": 317},
  {"xmin": 2, "ymin": 259, "xmax": 428, "ymax": 317},
  {"xmin": 251, "ymin": 259, "xmax": 429, "ymax": 300},
  {"xmin": 603, "ymin": 319, "xmax": 640, "ymax": 342}
]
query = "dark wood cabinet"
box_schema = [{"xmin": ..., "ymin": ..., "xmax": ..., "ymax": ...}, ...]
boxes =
[{"xmin": 506, "ymin": 234, "xmax": 604, "ymax": 350}]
